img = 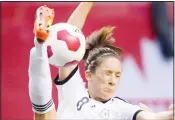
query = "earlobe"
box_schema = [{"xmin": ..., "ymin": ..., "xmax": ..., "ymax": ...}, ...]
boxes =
[{"xmin": 85, "ymin": 71, "xmax": 92, "ymax": 81}]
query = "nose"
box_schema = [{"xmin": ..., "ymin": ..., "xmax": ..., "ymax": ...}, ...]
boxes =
[
  {"xmin": 108, "ymin": 74, "xmax": 116, "ymax": 86},
  {"xmin": 109, "ymin": 82, "xmax": 115, "ymax": 86}
]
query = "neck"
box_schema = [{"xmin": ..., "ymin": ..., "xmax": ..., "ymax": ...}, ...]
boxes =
[{"xmin": 88, "ymin": 91, "xmax": 110, "ymax": 103}]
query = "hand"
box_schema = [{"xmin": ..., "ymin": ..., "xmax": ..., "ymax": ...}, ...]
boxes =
[
  {"xmin": 168, "ymin": 104, "xmax": 174, "ymax": 120},
  {"xmin": 139, "ymin": 103, "xmax": 152, "ymax": 112},
  {"xmin": 169, "ymin": 104, "xmax": 173, "ymax": 110},
  {"xmin": 138, "ymin": 103, "xmax": 174, "ymax": 120}
]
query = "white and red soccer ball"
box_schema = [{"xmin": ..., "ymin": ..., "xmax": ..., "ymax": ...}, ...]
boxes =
[{"xmin": 46, "ymin": 23, "xmax": 86, "ymax": 67}]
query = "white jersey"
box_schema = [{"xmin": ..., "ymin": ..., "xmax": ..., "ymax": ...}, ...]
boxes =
[
  {"xmin": 54, "ymin": 66, "xmax": 143, "ymax": 120},
  {"xmin": 28, "ymin": 40, "xmax": 142, "ymax": 119}
]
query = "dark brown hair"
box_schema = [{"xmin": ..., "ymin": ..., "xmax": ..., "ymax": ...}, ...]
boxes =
[{"xmin": 83, "ymin": 26, "xmax": 122, "ymax": 73}]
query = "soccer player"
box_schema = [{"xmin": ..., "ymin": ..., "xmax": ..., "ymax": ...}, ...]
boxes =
[{"xmin": 28, "ymin": 2, "xmax": 173, "ymax": 120}]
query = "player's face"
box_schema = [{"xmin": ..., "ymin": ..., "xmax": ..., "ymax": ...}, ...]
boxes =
[{"xmin": 87, "ymin": 56, "xmax": 122, "ymax": 101}]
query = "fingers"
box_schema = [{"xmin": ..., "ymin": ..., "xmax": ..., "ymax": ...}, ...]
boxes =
[
  {"xmin": 168, "ymin": 104, "xmax": 174, "ymax": 120},
  {"xmin": 139, "ymin": 103, "xmax": 152, "ymax": 112},
  {"xmin": 169, "ymin": 104, "xmax": 173, "ymax": 110}
]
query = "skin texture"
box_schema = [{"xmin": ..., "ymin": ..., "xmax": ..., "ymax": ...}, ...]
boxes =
[{"xmin": 86, "ymin": 56, "xmax": 122, "ymax": 101}]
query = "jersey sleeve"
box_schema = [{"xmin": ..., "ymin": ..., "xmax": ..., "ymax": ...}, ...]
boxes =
[
  {"xmin": 114, "ymin": 97, "xmax": 143, "ymax": 120},
  {"xmin": 54, "ymin": 66, "xmax": 86, "ymax": 104},
  {"xmin": 28, "ymin": 38, "xmax": 55, "ymax": 114},
  {"xmin": 120, "ymin": 101, "xmax": 143, "ymax": 120}
]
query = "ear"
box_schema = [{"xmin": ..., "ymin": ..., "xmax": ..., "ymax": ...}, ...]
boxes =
[{"xmin": 85, "ymin": 70, "xmax": 92, "ymax": 82}]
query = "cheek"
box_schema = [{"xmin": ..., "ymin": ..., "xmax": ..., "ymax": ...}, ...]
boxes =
[
  {"xmin": 95, "ymin": 75, "xmax": 108, "ymax": 84},
  {"xmin": 91, "ymin": 76, "xmax": 106, "ymax": 90},
  {"xmin": 115, "ymin": 79, "xmax": 120, "ymax": 88}
]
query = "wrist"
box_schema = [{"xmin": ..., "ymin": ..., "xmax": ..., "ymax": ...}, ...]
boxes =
[{"xmin": 154, "ymin": 111, "xmax": 173, "ymax": 120}]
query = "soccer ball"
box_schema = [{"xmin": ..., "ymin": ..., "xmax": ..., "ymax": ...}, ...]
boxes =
[{"xmin": 46, "ymin": 23, "xmax": 86, "ymax": 67}]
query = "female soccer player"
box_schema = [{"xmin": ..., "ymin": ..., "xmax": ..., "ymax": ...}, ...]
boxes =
[{"xmin": 29, "ymin": 2, "xmax": 173, "ymax": 120}]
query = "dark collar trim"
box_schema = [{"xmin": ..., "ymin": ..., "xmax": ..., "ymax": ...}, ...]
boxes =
[{"xmin": 54, "ymin": 65, "xmax": 78, "ymax": 85}]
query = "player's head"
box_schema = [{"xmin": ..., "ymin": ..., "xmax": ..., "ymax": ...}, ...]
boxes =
[{"xmin": 83, "ymin": 26, "xmax": 122, "ymax": 101}]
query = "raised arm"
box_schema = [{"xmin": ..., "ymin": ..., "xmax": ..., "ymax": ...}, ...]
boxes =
[
  {"xmin": 67, "ymin": 2, "xmax": 95, "ymax": 30},
  {"xmin": 137, "ymin": 104, "xmax": 173, "ymax": 120},
  {"xmin": 29, "ymin": 5, "xmax": 56, "ymax": 120},
  {"xmin": 59, "ymin": 2, "xmax": 95, "ymax": 81},
  {"xmin": 136, "ymin": 110, "xmax": 173, "ymax": 120}
]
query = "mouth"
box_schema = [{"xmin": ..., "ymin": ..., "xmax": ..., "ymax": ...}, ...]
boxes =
[{"xmin": 104, "ymin": 88, "xmax": 113, "ymax": 93}]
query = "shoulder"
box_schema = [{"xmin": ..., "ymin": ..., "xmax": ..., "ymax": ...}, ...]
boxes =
[
  {"xmin": 112, "ymin": 96, "xmax": 138, "ymax": 108},
  {"xmin": 113, "ymin": 97, "xmax": 143, "ymax": 120},
  {"xmin": 113, "ymin": 96, "xmax": 131, "ymax": 104}
]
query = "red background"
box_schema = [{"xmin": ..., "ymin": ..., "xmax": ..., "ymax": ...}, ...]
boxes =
[{"xmin": 2, "ymin": 2, "xmax": 173, "ymax": 119}]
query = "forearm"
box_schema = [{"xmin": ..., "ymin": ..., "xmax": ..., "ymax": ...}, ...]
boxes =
[
  {"xmin": 154, "ymin": 110, "xmax": 173, "ymax": 120},
  {"xmin": 67, "ymin": 2, "xmax": 95, "ymax": 30},
  {"xmin": 29, "ymin": 38, "xmax": 51, "ymax": 86},
  {"xmin": 28, "ymin": 38, "xmax": 55, "ymax": 114},
  {"xmin": 137, "ymin": 110, "xmax": 173, "ymax": 120},
  {"xmin": 59, "ymin": 2, "xmax": 94, "ymax": 81}
]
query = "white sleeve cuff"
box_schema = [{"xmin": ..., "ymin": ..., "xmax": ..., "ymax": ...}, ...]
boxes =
[{"xmin": 32, "ymin": 99, "xmax": 55, "ymax": 114}]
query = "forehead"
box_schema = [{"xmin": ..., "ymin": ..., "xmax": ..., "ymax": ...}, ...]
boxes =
[{"xmin": 97, "ymin": 56, "xmax": 122, "ymax": 72}]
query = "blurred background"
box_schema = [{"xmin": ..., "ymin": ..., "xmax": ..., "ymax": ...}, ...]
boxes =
[{"xmin": 2, "ymin": 2, "xmax": 174, "ymax": 119}]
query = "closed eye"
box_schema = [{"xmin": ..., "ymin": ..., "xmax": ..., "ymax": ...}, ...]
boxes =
[
  {"xmin": 104, "ymin": 70, "xmax": 113, "ymax": 76},
  {"xmin": 115, "ymin": 73, "xmax": 120, "ymax": 78}
]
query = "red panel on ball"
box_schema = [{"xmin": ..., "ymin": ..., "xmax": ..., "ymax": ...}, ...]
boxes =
[
  {"xmin": 64, "ymin": 60, "xmax": 79, "ymax": 67},
  {"xmin": 57, "ymin": 30, "xmax": 80, "ymax": 52},
  {"xmin": 47, "ymin": 46, "xmax": 53, "ymax": 58}
]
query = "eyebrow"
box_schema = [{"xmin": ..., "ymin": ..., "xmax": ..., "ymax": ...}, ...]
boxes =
[{"xmin": 104, "ymin": 70, "xmax": 121, "ymax": 74}]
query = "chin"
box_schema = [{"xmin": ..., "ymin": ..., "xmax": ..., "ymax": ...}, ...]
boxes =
[{"xmin": 102, "ymin": 93, "xmax": 113, "ymax": 100}]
